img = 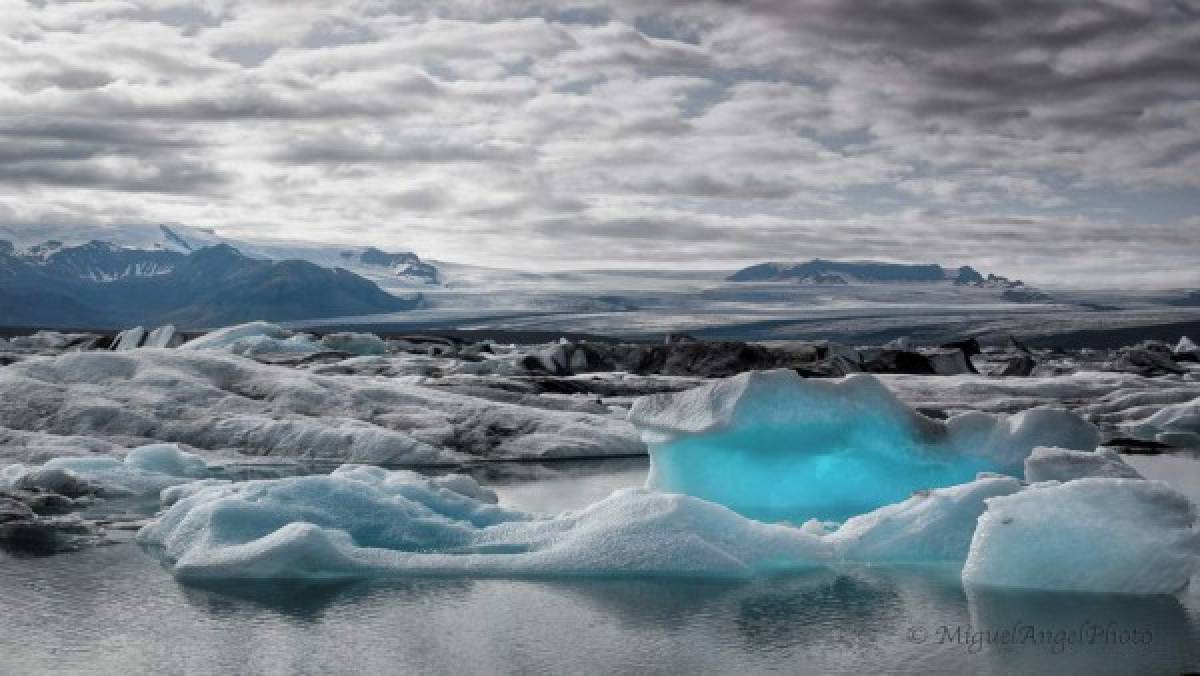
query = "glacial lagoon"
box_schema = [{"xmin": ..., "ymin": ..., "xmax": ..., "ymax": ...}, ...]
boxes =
[{"xmin": 3, "ymin": 456, "xmax": 1199, "ymax": 676}]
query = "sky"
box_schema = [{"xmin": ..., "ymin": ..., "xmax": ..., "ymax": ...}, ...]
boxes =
[{"xmin": 1, "ymin": 0, "xmax": 1198, "ymax": 287}]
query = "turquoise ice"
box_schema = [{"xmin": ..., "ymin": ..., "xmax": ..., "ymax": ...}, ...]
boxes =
[{"xmin": 629, "ymin": 370, "xmax": 1099, "ymax": 522}]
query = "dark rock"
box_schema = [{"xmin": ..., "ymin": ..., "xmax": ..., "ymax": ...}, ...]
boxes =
[
  {"xmin": 941, "ymin": 337, "xmax": 982, "ymax": 358},
  {"xmin": 12, "ymin": 468, "xmax": 101, "ymax": 499},
  {"xmin": 1106, "ymin": 346, "xmax": 1185, "ymax": 376},
  {"xmin": 612, "ymin": 341, "xmax": 787, "ymax": 378},
  {"xmin": 861, "ymin": 349, "xmax": 936, "ymax": 375},
  {"xmin": 1009, "ymin": 335, "xmax": 1032, "ymax": 354},
  {"xmin": 0, "ymin": 496, "xmax": 35, "ymax": 523},
  {"xmin": 998, "ymin": 353, "xmax": 1037, "ymax": 377}
]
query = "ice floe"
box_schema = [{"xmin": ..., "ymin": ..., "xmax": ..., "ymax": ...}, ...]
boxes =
[
  {"xmin": 629, "ymin": 370, "xmax": 1097, "ymax": 520},
  {"xmin": 2, "ymin": 443, "xmax": 209, "ymax": 496},
  {"xmin": 135, "ymin": 463, "xmax": 1200, "ymax": 595},
  {"xmin": 1023, "ymin": 446, "xmax": 1142, "ymax": 482},
  {"xmin": 180, "ymin": 321, "xmax": 320, "ymax": 356},
  {"xmin": 963, "ymin": 478, "xmax": 1200, "ymax": 594},
  {"xmin": 137, "ymin": 467, "xmax": 830, "ymax": 581},
  {"xmin": 0, "ymin": 348, "xmax": 644, "ymax": 464}
]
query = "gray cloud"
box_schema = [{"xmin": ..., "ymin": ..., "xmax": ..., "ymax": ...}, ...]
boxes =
[{"xmin": 0, "ymin": 0, "xmax": 1195, "ymax": 285}]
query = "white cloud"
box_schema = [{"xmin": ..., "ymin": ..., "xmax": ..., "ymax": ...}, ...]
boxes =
[{"xmin": 0, "ymin": 0, "xmax": 1196, "ymax": 285}]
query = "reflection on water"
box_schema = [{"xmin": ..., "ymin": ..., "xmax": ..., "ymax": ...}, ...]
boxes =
[
  {"xmin": 965, "ymin": 586, "xmax": 1194, "ymax": 675},
  {"xmin": 2, "ymin": 455, "xmax": 1199, "ymax": 674},
  {"xmin": 5, "ymin": 543, "xmax": 1196, "ymax": 675}
]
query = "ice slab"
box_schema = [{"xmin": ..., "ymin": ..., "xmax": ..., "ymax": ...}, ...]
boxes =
[
  {"xmin": 137, "ymin": 466, "xmax": 831, "ymax": 581},
  {"xmin": 629, "ymin": 370, "xmax": 1098, "ymax": 521},
  {"xmin": 0, "ymin": 349, "xmax": 642, "ymax": 463},
  {"xmin": 180, "ymin": 321, "xmax": 320, "ymax": 356},
  {"xmin": 2, "ymin": 443, "xmax": 209, "ymax": 496},
  {"xmin": 1023, "ymin": 446, "xmax": 1142, "ymax": 483},
  {"xmin": 963, "ymin": 478, "xmax": 1200, "ymax": 594},
  {"xmin": 319, "ymin": 332, "xmax": 387, "ymax": 355},
  {"xmin": 1123, "ymin": 396, "xmax": 1200, "ymax": 448},
  {"xmin": 136, "ymin": 465, "xmax": 1200, "ymax": 592},
  {"xmin": 828, "ymin": 476, "xmax": 1022, "ymax": 563}
]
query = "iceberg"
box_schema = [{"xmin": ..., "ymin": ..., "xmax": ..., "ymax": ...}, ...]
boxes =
[
  {"xmin": 1123, "ymin": 395, "xmax": 1200, "ymax": 448},
  {"xmin": 138, "ymin": 466, "xmax": 830, "ymax": 581},
  {"xmin": 112, "ymin": 326, "xmax": 147, "ymax": 351},
  {"xmin": 134, "ymin": 464, "xmax": 1200, "ymax": 592},
  {"xmin": 628, "ymin": 370, "xmax": 1097, "ymax": 521},
  {"xmin": 962, "ymin": 478, "xmax": 1200, "ymax": 594},
  {"xmin": 319, "ymin": 332, "xmax": 387, "ymax": 355},
  {"xmin": 1023, "ymin": 446, "xmax": 1142, "ymax": 483},
  {"xmin": 180, "ymin": 321, "xmax": 320, "ymax": 356},
  {"xmin": 828, "ymin": 475, "xmax": 1022, "ymax": 563},
  {"xmin": 2, "ymin": 443, "xmax": 209, "ymax": 496}
]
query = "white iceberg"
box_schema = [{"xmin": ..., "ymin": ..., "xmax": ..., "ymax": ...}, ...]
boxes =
[
  {"xmin": 112, "ymin": 326, "xmax": 147, "ymax": 351},
  {"xmin": 180, "ymin": 321, "xmax": 320, "ymax": 356},
  {"xmin": 2, "ymin": 443, "xmax": 209, "ymax": 496},
  {"xmin": 319, "ymin": 332, "xmax": 387, "ymax": 355},
  {"xmin": 828, "ymin": 475, "xmax": 1022, "ymax": 563},
  {"xmin": 143, "ymin": 325, "xmax": 183, "ymax": 349},
  {"xmin": 137, "ymin": 467, "xmax": 830, "ymax": 581},
  {"xmin": 962, "ymin": 478, "xmax": 1200, "ymax": 594},
  {"xmin": 1122, "ymin": 396, "xmax": 1200, "ymax": 448},
  {"xmin": 629, "ymin": 370, "xmax": 1097, "ymax": 521},
  {"xmin": 134, "ymin": 464, "xmax": 1200, "ymax": 593},
  {"xmin": 1023, "ymin": 446, "xmax": 1142, "ymax": 482}
]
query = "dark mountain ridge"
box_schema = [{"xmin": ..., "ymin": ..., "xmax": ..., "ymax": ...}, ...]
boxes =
[{"xmin": 0, "ymin": 241, "xmax": 420, "ymax": 328}]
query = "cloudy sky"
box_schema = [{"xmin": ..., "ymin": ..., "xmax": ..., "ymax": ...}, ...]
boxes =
[{"xmin": 2, "ymin": 1, "xmax": 1199, "ymax": 286}]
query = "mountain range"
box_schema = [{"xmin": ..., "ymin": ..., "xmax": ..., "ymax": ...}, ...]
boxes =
[
  {"xmin": 727, "ymin": 259, "xmax": 1031, "ymax": 290},
  {"xmin": 0, "ymin": 239, "xmax": 421, "ymax": 328}
]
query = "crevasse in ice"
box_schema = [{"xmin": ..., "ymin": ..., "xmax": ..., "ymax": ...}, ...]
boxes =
[{"xmin": 628, "ymin": 370, "xmax": 1098, "ymax": 521}]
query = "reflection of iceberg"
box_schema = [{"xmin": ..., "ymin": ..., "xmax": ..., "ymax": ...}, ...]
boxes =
[
  {"xmin": 966, "ymin": 586, "xmax": 1191, "ymax": 674},
  {"xmin": 629, "ymin": 370, "xmax": 1097, "ymax": 521}
]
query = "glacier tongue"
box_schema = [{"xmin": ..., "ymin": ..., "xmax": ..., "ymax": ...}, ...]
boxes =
[{"xmin": 629, "ymin": 370, "xmax": 1098, "ymax": 521}]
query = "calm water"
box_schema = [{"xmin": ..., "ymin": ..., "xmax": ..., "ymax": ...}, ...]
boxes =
[{"xmin": 2, "ymin": 456, "xmax": 1200, "ymax": 675}]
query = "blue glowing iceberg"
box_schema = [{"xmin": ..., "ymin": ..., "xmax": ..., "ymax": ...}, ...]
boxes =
[{"xmin": 629, "ymin": 370, "xmax": 1098, "ymax": 521}]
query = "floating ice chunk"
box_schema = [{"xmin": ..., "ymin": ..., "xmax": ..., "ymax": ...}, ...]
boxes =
[
  {"xmin": 629, "ymin": 370, "xmax": 1096, "ymax": 521},
  {"xmin": 1176, "ymin": 335, "xmax": 1199, "ymax": 356},
  {"xmin": 137, "ymin": 468, "xmax": 830, "ymax": 581},
  {"xmin": 3, "ymin": 443, "xmax": 211, "ymax": 496},
  {"xmin": 180, "ymin": 321, "xmax": 319, "ymax": 356},
  {"xmin": 123, "ymin": 443, "xmax": 209, "ymax": 477},
  {"xmin": 112, "ymin": 326, "xmax": 147, "ymax": 350},
  {"xmin": 143, "ymin": 325, "xmax": 182, "ymax": 349},
  {"xmin": 319, "ymin": 332, "xmax": 387, "ymax": 355},
  {"xmin": 1023, "ymin": 447, "xmax": 1142, "ymax": 482},
  {"xmin": 945, "ymin": 408, "xmax": 1100, "ymax": 473},
  {"xmin": 1123, "ymin": 396, "xmax": 1200, "ymax": 448},
  {"xmin": 962, "ymin": 478, "xmax": 1200, "ymax": 594},
  {"xmin": 828, "ymin": 476, "xmax": 1022, "ymax": 563},
  {"xmin": 7, "ymin": 466, "xmax": 102, "ymax": 497}
]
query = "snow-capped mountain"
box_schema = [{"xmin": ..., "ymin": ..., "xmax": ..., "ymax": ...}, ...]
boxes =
[
  {"xmin": 0, "ymin": 239, "xmax": 421, "ymax": 328},
  {"xmin": 339, "ymin": 247, "xmax": 439, "ymax": 285},
  {"xmin": 0, "ymin": 223, "xmax": 441, "ymax": 289},
  {"xmin": 727, "ymin": 259, "xmax": 1037, "ymax": 292},
  {"xmin": 15, "ymin": 239, "xmax": 181, "ymax": 282}
]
